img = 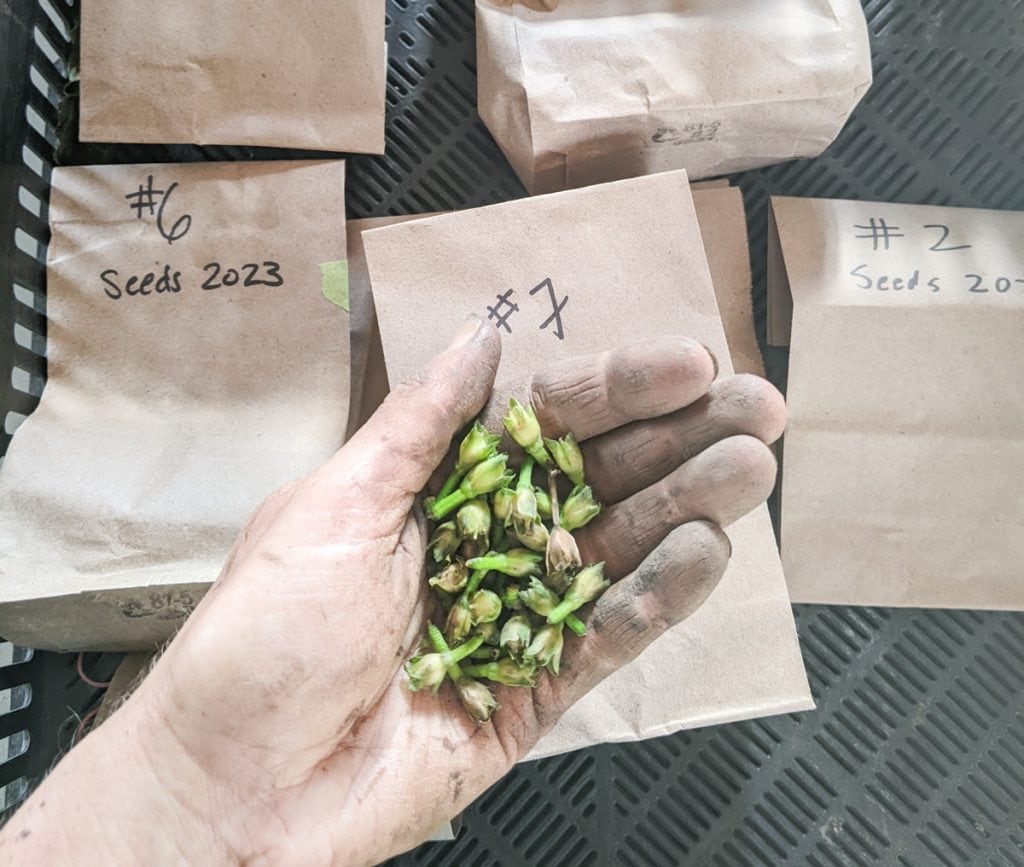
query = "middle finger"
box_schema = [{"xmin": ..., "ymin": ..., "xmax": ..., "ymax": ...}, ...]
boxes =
[{"xmin": 575, "ymin": 434, "xmax": 777, "ymax": 579}]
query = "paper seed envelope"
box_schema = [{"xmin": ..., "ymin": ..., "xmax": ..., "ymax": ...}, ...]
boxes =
[
  {"xmin": 363, "ymin": 170, "xmax": 812, "ymax": 757},
  {"xmin": 80, "ymin": 0, "xmax": 386, "ymax": 153},
  {"xmin": 769, "ymin": 196, "xmax": 1024, "ymax": 608},
  {"xmin": 0, "ymin": 160, "xmax": 349, "ymax": 650}
]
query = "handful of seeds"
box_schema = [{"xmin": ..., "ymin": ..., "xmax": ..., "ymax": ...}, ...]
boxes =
[{"xmin": 405, "ymin": 398, "xmax": 608, "ymax": 722}]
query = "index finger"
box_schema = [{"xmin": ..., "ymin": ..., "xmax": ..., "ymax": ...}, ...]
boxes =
[{"xmin": 530, "ymin": 337, "xmax": 717, "ymax": 441}]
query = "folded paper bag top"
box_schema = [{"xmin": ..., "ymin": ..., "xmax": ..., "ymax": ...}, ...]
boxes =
[
  {"xmin": 0, "ymin": 160, "xmax": 350, "ymax": 651},
  {"xmin": 79, "ymin": 0, "xmax": 386, "ymax": 153},
  {"xmin": 768, "ymin": 196, "xmax": 1024, "ymax": 609},
  {"xmin": 361, "ymin": 170, "xmax": 812, "ymax": 758},
  {"xmin": 477, "ymin": 0, "xmax": 872, "ymax": 194}
]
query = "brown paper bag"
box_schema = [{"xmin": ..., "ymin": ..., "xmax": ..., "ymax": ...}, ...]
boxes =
[
  {"xmin": 346, "ymin": 186, "xmax": 758, "ymax": 436},
  {"xmin": 80, "ymin": 0, "xmax": 386, "ymax": 153},
  {"xmin": 346, "ymin": 215, "xmax": 441, "ymax": 439},
  {"xmin": 691, "ymin": 186, "xmax": 761, "ymax": 379},
  {"xmin": 362, "ymin": 170, "xmax": 811, "ymax": 757},
  {"xmin": 768, "ymin": 196, "xmax": 1024, "ymax": 608},
  {"xmin": 477, "ymin": 0, "xmax": 872, "ymax": 195},
  {"xmin": 0, "ymin": 161, "xmax": 350, "ymax": 651}
]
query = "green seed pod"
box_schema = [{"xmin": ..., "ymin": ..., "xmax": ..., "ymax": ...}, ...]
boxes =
[
  {"xmin": 544, "ymin": 433, "xmax": 584, "ymax": 487},
  {"xmin": 468, "ymin": 589, "xmax": 502, "ymax": 625},
  {"xmin": 519, "ymin": 575, "xmax": 559, "ymax": 617},
  {"xmin": 456, "ymin": 422, "xmax": 501, "ymax": 475},
  {"xmin": 464, "ymin": 657, "xmax": 538, "ymax": 687},
  {"xmin": 516, "ymin": 519, "xmax": 550, "ymax": 553},
  {"xmin": 404, "ymin": 653, "xmax": 447, "ymax": 694},
  {"xmin": 500, "ymin": 614, "xmax": 532, "ymax": 658},
  {"xmin": 492, "ymin": 487, "xmax": 516, "ymax": 525},
  {"xmin": 560, "ymin": 485, "xmax": 601, "ymax": 532},
  {"xmin": 547, "ymin": 563, "xmax": 610, "ymax": 624},
  {"xmin": 503, "ymin": 399, "xmax": 551, "ymax": 467},
  {"xmin": 457, "ymin": 497, "xmax": 491, "ymax": 543},
  {"xmin": 525, "ymin": 622, "xmax": 565, "ymax": 675},
  {"xmin": 467, "ymin": 548, "xmax": 543, "ymax": 578}
]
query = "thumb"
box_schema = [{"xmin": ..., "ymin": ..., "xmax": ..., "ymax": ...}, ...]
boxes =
[{"xmin": 319, "ymin": 314, "xmax": 501, "ymax": 499}]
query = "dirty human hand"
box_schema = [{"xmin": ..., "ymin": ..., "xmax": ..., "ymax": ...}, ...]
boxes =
[{"xmin": 0, "ymin": 317, "xmax": 785, "ymax": 866}]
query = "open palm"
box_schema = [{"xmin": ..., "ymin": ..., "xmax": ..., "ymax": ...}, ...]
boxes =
[{"xmin": 8, "ymin": 317, "xmax": 785, "ymax": 866}]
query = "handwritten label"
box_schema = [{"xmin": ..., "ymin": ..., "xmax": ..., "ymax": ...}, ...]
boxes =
[
  {"xmin": 652, "ymin": 121, "xmax": 722, "ymax": 145},
  {"xmin": 125, "ymin": 175, "xmax": 192, "ymax": 245},
  {"xmin": 484, "ymin": 277, "xmax": 568, "ymax": 340},
  {"xmin": 117, "ymin": 589, "xmax": 197, "ymax": 620},
  {"xmin": 103, "ymin": 175, "xmax": 286, "ymax": 300},
  {"xmin": 847, "ymin": 216, "xmax": 1023, "ymax": 297}
]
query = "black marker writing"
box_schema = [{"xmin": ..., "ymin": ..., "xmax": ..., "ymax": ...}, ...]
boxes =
[
  {"xmin": 923, "ymin": 224, "xmax": 971, "ymax": 252},
  {"xmin": 124, "ymin": 175, "xmax": 192, "ymax": 245},
  {"xmin": 486, "ymin": 289, "xmax": 519, "ymax": 333},
  {"xmin": 854, "ymin": 218, "xmax": 905, "ymax": 251},
  {"xmin": 530, "ymin": 277, "xmax": 568, "ymax": 340}
]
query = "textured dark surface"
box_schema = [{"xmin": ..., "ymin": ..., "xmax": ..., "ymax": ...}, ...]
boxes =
[{"xmin": 2, "ymin": 0, "xmax": 1024, "ymax": 862}]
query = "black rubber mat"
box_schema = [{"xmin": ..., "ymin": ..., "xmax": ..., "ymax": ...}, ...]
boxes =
[{"xmin": 2, "ymin": 1, "xmax": 1024, "ymax": 863}]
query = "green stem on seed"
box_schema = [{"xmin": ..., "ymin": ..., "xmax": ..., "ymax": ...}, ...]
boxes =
[
  {"xmin": 459, "ymin": 568, "xmax": 489, "ymax": 603},
  {"xmin": 427, "ymin": 622, "xmax": 466, "ymax": 680},
  {"xmin": 516, "ymin": 456, "xmax": 535, "ymax": 492},
  {"xmin": 430, "ymin": 489, "xmax": 469, "ymax": 520},
  {"xmin": 565, "ymin": 615, "xmax": 587, "ymax": 636},
  {"xmin": 447, "ymin": 633, "xmax": 485, "ymax": 664},
  {"xmin": 547, "ymin": 599, "xmax": 578, "ymax": 624},
  {"xmin": 526, "ymin": 441, "xmax": 551, "ymax": 468},
  {"xmin": 437, "ymin": 468, "xmax": 463, "ymax": 501}
]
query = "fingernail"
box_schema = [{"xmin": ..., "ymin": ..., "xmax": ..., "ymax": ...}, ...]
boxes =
[
  {"xmin": 700, "ymin": 343, "xmax": 719, "ymax": 378},
  {"xmin": 449, "ymin": 314, "xmax": 482, "ymax": 350}
]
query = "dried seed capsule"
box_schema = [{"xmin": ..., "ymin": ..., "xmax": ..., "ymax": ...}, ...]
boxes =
[
  {"xmin": 445, "ymin": 598, "xmax": 474, "ymax": 645},
  {"xmin": 525, "ymin": 622, "xmax": 565, "ymax": 675},
  {"xmin": 476, "ymin": 620, "xmax": 501, "ymax": 646},
  {"xmin": 467, "ymin": 548, "xmax": 543, "ymax": 578},
  {"xmin": 428, "ymin": 521, "xmax": 462, "ymax": 562},
  {"xmin": 544, "ymin": 569, "xmax": 572, "ymax": 594},
  {"xmin": 428, "ymin": 559, "xmax": 470, "ymax": 593},
  {"xmin": 515, "ymin": 519, "xmax": 550, "ymax": 553},
  {"xmin": 455, "ymin": 676, "xmax": 498, "ymax": 723},
  {"xmin": 500, "ymin": 614, "xmax": 533, "ymax": 658},
  {"xmin": 546, "ymin": 525, "xmax": 582, "ymax": 576},
  {"xmin": 544, "ymin": 433, "xmax": 584, "ymax": 487},
  {"xmin": 547, "ymin": 563, "xmax": 610, "ymax": 624},
  {"xmin": 560, "ymin": 485, "xmax": 601, "ymax": 532}
]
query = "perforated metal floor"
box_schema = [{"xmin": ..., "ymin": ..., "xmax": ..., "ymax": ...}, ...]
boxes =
[{"xmin": 2, "ymin": 1, "xmax": 1024, "ymax": 863}]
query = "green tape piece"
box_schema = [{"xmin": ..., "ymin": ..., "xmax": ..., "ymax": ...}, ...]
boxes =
[{"xmin": 319, "ymin": 260, "xmax": 349, "ymax": 311}]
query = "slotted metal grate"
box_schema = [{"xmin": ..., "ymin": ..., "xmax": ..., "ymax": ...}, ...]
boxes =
[{"xmin": 1, "ymin": 1, "xmax": 1023, "ymax": 863}]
